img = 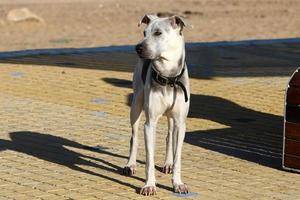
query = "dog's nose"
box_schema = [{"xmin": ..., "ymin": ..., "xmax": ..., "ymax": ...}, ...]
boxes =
[{"xmin": 135, "ymin": 44, "xmax": 143, "ymax": 54}]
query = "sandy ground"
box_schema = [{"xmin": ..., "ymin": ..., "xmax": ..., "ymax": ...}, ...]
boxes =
[{"xmin": 0, "ymin": 0, "xmax": 300, "ymax": 51}]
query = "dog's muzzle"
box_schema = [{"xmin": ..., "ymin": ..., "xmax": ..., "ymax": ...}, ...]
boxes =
[
  {"xmin": 136, "ymin": 44, "xmax": 153, "ymax": 59},
  {"xmin": 135, "ymin": 44, "xmax": 143, "ymax": 55}
]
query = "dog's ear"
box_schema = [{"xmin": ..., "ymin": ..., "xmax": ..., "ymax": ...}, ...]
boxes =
[
  {"xmin": 138, "ymin": 14, "xmax": 158, "ymax": 26},
  {"xmin": 169, "ymin": 15, "xmax": 186, "ymax": 35}
]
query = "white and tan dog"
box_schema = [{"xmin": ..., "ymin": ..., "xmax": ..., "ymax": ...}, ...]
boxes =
[{"xmin": 123, "ymin": 14, "xmax": 190, "ymax": 196}]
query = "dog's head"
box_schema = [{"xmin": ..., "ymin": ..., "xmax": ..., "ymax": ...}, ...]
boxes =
[{"xmin": 136, "ymin": 14, "xmax": 186, "ymax": 60}]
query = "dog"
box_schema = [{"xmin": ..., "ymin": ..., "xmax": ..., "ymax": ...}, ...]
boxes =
[{"xmin": 123, "ymin": 14, "xmax": 190, "ymax": 196}]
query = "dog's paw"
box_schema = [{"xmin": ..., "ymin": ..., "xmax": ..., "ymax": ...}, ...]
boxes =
[
  {"xmin": 122, "ymin": 165, "xmax": 136, "ymax": 176},
  {"xmin": 174, "ymin": 183, "xmax": 189, "ymax": 194},
  {"xmin": 162, "ymin": 164, "xmax": 173, "ymax": 174},
  {"xmin": 140, "ymin": 185, "xmax": 157, "ymax": 196}
]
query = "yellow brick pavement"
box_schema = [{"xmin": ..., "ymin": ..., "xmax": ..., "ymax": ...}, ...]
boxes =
[{"xmin": 0, "ymin": 47, "xmax": 299, "ymax": 200}]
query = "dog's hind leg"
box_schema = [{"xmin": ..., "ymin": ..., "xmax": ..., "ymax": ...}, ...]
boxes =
[
  {"xmin": 123, "ymin": 91, "xmax": 143, "ymax": 176},
  {"xmin": 162, "ymin": 117, "xmax": 174, "ymax": 174}
]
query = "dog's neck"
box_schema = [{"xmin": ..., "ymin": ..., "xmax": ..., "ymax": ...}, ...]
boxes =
[{"xmin": 152, "ymin": 42, "xmax": 185, "ymax": 77}]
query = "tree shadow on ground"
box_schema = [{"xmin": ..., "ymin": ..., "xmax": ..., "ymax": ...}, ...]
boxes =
[
  {"xmin": 0, "ymin": 131, "xmax": 173, "ymax": 193},
  {"xmin": 103, "ymin": 78, "xmax": 283, "ymax": 169},
  {"xmin": 0, "ymin": 38, "xmax": 300, "ymax": 79}
]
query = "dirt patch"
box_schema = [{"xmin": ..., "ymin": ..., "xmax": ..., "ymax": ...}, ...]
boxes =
[{"xmin": 0, "ymin": 0, "xmax": 300, "ymax": 51}]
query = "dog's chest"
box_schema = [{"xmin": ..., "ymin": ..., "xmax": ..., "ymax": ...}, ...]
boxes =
[{"xmin": 152, "ymin": 84, "xmax": 178, "ymax": 108}]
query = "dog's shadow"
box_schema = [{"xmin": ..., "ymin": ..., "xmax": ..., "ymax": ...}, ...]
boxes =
[
  {"xmin": 0, "ymin": 131, "xmax": 173, "ymax": 193},
  {"xmin": 103, "ymin": 77, "xmax": 283, "ymax": 168}
]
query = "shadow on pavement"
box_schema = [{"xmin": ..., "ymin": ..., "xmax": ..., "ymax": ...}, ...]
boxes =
[
  {"xmin": 0, "ymin": 38, "xmax": 300, "ymax": 79},
  {"xmin": 103, "ymin": 77, "xmax": 283, "ymax": 169},
  {"xmin": 187, "ymin": 94, "xmax": 283, "ymax": 168},
  {"xmin": 0, "ymin": 131, "xmax": 173, "ymax": 193}
]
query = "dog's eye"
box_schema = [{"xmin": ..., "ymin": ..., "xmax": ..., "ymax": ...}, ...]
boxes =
[
  {"xmin": 143, "ymin": 31, "xmax": 146, "ymax": 37},
  {"xmin": 154, "ymin": 31, "xmax": 162, "ymax": 36}
]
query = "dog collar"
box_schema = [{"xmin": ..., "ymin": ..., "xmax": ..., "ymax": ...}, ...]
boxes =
[{"xmin": 151, "ymin": 63, "xmax": 188, "ymax": 102}]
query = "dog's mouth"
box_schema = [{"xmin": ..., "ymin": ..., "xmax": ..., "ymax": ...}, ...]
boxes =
[
  {"xmin": 155, "ymin": 56, "xmax": 168, "ymax": 61},
  {"xmin": 137, "ymin": 52, "xmax": 168, "ymax": 61},
  {"xmin": 137, "ymin": 53, "xmax": 147, "ymax": 59},
  {"xmin": 137, "ymin": 52, "xmax": 155, "ymax": 59}
]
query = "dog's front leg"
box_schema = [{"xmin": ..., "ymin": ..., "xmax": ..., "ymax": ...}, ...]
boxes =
[
  {"xmin": 123, "ymin": 91, "xmax": 143, "ymax": 176},
  {"xmin": 162, "ymin": 117, "xmax": 174, "ymax": 174},
  {"xmin": 140, "ymin": 117, "xmax": 157, "ymax": 196},
  {"xmin": 172, "ymin": 120, "xmax": 189, "ymax": 193}
]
